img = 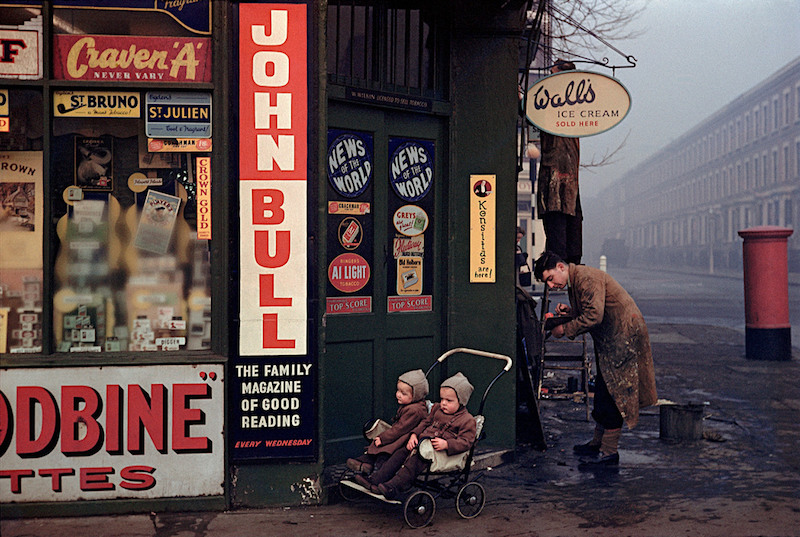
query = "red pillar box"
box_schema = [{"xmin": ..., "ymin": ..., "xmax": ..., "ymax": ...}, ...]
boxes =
[{"xmin": 738, "ymin": 226, "xmax": 793, "ymax": 361}]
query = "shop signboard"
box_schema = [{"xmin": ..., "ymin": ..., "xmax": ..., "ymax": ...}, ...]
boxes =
[
  {"xmin": 0, "ymin": 364, "xmax": 224, "ymax": 502},
  {"xmin": 53, "ymin": 0, "xmax": 212, "ymax": 35},
  {"xmin": 234, "ymin": 3, "xmax": 315, "ymax": 460},
  {"xmin": 525, "ymin": 70, "xmax": 631, "ymax": 137},
  {"xmin": 238, "ymin": 3, "xmax": 307, "ymax": 356},
  {"xmin": 53, "ymin": 35, "xmax": 212, "ymax": 83},
  {"xmin": 148, "ymin": 138, "xmax": 212, "ymax": 152},
  {"xmin": 0, "ymin": 28, "xmax": 42, "ymax": 79},
  {"xmin": 470, "ymin": 175, "xmax": 496, "ymax": 282},
  {"xmin": 0, "ymin": 90, "xmax": 7, "ymax": 132},
  {"xmin": 326, "ymin": 129, "xmax": 374, "ymax": 315},
  {"xmin": 54, "ymin": 91, "xmax": 140, "ymax": 118},
  {"xmin": 146, "ymin": 92, "xmax": 212, "ymax": 138},
  {"xmin": 387, "ymin": 138, "xmax": 434, "ymax": 313},
  {"xmin": 196, "ymin": 157, "xmax": 211, "ymax": 240}
]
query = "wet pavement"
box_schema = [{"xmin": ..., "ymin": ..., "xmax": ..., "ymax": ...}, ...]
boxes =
[{"xmin": 3, "ymin": 323, "xmax": 800, "ymax": 536}]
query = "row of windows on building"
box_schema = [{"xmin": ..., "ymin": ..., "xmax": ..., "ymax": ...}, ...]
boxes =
[
  {"xmin": 673, "ymin": 84, "xmax": 800, "ymax": 169},
  {"xmin": 631, "ymin": 140, "xmax": 799, "ymax": 219},
  {"xmin": 629, "ymin": 196, "xmax": 795, "ymax": 249}
]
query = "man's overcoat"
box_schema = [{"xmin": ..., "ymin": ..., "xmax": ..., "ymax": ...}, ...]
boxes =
[{"xmin": 562, "ymin": 264, "xmax": 657, "ymax": 428}]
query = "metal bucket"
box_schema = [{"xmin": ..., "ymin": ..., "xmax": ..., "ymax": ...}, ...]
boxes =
[{"xmin": 659, "ymin": 403, "xmax": 704, "ymax": 442}]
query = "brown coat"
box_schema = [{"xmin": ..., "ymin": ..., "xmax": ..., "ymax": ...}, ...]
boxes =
[
  {"xmin": 411, "ymin": 403, "xmax": 476, "ymax": 456},
  {"xmin": 563, "ymin": 264, "xmax": 658, "ymax": 428},
  {"xmin": 537, "ymin": 133, "xmax": 581, "ymax": 216},
  {"xmin": 366, "ymin": 400, "xmax": 428, "ymax": 456}
]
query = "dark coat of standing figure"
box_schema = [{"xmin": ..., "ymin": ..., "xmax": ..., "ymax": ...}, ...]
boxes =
[{"xmin": 536, "ymin": 60, "xmax": 582, "ymax": 264}]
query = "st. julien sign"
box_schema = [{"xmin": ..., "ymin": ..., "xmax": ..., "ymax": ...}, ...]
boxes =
[{"xmin": 525, "ymin": 70, "xmax": 631, "ymax": 137}]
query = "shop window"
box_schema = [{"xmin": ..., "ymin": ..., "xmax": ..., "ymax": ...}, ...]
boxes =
[
  {"xmin": 0, "ymin": 89, "xmax": 44, "ymax": 353},
  {"xmin": 327, "ymin": 1, "xmax": 447, "ymax": 98},
  {"xmin": 50, "ymin": 90, "xmax": 212, "ymax": 353}
]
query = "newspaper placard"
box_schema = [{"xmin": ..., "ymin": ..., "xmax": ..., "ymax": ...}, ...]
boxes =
[{"xmin": 133, "ymin": 190, "xmax": 181, "ymax": 254}]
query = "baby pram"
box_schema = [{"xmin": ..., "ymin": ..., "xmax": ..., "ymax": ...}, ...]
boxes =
[{"xmin": 339, "ymin": 347, "xmax": 512, "ymax": 528}]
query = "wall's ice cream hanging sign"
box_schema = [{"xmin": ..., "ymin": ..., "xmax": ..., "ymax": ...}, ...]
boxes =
[
  {"xmin": 389, "ymin": 139, "xmax": 434, "ymax": 202},
  {"xmin": 393, "ymin": 205, "xmax": 428, "ymax": 237},
  {"xmin": 525, "ymin": 70, "xmax": 631, "ymax": 137}
]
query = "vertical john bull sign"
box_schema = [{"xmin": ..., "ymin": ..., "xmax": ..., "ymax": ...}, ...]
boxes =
[
  {"xmin": 525, "ymin": 70, "xmax": 631, "ymax": 137},
  {"xmin": 235, "ymin": 4, "xmax": 314, "ymax": 460},
  {"xmin": 239, "ymin": 3, "xmax": 307, "ymax": 355},
  {"xmin": 326, "ymin": 130, "xmax": 374, "ymax": 314},
  {"xmin": 0, "ymin": 365, "xmax": 224, "ymax": 502},
  {"xmin": 470, "ymin": 175, "xmax": 496, "ymax": 282}
]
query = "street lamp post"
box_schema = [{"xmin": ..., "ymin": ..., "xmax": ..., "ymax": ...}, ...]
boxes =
[{"xmin": 708, "ymin": 208, "xmax": 715, "ymax": 275}]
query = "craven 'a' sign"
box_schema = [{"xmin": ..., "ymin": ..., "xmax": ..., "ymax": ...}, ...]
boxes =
[{"xmin": 525, "ymin": 70, "xmax": 631, "ymax": 137}]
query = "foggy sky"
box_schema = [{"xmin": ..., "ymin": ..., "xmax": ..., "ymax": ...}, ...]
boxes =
[{"xmin": 578, "ymin": 0, "xmax": 800, "ymax": 199}]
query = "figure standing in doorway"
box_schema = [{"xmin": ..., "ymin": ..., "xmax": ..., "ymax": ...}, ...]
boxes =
[{"xmin": 537, "ymin": 59, "xmax": 582, "ymax": 264}]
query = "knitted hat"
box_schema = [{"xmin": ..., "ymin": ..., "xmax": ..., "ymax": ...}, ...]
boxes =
[
  {"xmin": 398, "ymin": 369, "xmax": 429, "ymax": 402},
  {"xmin": 441, "ymin": 372, "xmax": 474, "ymax": 406}
]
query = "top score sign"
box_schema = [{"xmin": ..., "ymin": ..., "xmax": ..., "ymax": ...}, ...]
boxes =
[{"xmin": 525, "ymin": 70, "xmax": 631, "ymax": 138}]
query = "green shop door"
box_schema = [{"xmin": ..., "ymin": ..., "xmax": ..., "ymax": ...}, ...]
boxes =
[{"xmin": 322, "ymin": 102, "xmax": 447, "ymax": 463}]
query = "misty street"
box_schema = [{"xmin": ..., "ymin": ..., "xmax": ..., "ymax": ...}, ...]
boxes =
[{"xmin": 604, "ymin": 266, "xmax": 800, "ymax": 350}]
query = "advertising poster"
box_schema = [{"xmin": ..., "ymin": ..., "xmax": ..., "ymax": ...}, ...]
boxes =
[
  {"xmin": 228, "ymin": 356, "xmax": 315, "ymax": 460},
  {"xmin": 54, "ymin": 91, "xmax": 140, "ymax": 118},
  {"xmin": 525, "ymin": 70, "xmax": 631, "ymax": 137},
  {"xmin": 0, "ymin": 364, "xmax": 224, "ymax": 502},
  {"xmin": 52, "ymin": 35, "xmax": 212, "ymax": 83},
  {"xmin": 133, "ymin": 190, "xmax": 181, "ymax": 255},
  {"xmin": 387, "ymin": 138, "xmax": 434, "ymax": 312},
  {"xmin": 0, "ymin": 152, "xmax": 43, "ymax": 269},
  {"xmin": 235, "ymin": 3, "xmax": 314, "ymax": 460},
  {"xmin": 0, "ymin": 89, "xmax": 7, "ymax": 132},
  {"xmin": 326, "ymin": 129, "xmax": 374, "ymax": 314},
  {"xmin": 53, "ymin": 0, "xmax": 212, "ymax": 35},
  {"xmin": 75, "ymin": 135, "xmax": 113, "ymax": 190},
  {"xmin": 469, "ymin": 175, "xmax": 496, "ymax": 282},
  {"xmin": 146, "ymin": 92, "xmax": 212, "ymax": 139},
  {"xmin": 196, "ymin": 157, "xmax": 211, "ymax": 240},
  {"xmin": 0, "ymin": 28, "xmax": 42, "ymax": 79}
]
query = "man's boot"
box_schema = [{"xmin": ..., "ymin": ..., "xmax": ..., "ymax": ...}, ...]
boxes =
[
  {"xmin": 573, "ymin": 424, "xmax": 603, "ymax": 456},
  {"xmin": 579, "ymin": 427, "xmax": 620, "ymax": 467}
]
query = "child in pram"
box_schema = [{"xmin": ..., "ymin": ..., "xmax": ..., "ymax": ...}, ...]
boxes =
[
  {"xmin": 355, "ymin": 372, "xmax": 476, "ymax": 500},
  {"xmin": 346, "ymin": 369, "xmax": 429, "ymax": 476}
]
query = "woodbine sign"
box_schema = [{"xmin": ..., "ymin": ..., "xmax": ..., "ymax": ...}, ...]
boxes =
[{"xmin": 525, "ymin": 70, "xmax": 631, "ymax": 138}]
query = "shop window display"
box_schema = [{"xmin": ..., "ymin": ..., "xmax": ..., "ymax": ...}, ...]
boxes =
[
  {"xmin": 0, "ymin": 90, "xmax": 44, "ymax": 354},
  {"xmin": 50, "ymin": 95, "xmax": 212, "ymax": 353}
]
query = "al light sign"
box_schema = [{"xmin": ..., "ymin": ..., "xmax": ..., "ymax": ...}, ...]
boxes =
[{"xmin": 525, "ymin": 70, "xmax": 631, "ymax": 137}]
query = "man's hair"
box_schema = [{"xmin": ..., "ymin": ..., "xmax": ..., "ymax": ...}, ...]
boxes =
[{"xmin": 533, "ymin": 251, "xmax": 565, "ymax": 281}]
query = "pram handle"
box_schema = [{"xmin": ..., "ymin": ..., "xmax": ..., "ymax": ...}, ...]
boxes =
[{"xmin": 435, "ymin": 347, "xmax": 512, "ymax": 372}]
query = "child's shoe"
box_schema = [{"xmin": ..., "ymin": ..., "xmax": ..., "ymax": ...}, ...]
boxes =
[{"xmin": 346, "ymin": 458, "xmax": 373, "ymax": 474}]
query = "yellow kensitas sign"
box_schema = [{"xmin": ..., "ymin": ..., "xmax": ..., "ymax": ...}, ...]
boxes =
[
  {"xmin": 470, "ymin": 174, "xmax": 496, "ymax": 283},
  {"xmin": 54, "ymin": 91, "xmax": 140, "ymax": 117}
]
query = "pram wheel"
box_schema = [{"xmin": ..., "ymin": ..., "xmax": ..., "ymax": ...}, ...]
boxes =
[
  {"xmin": 339, "ymin": 480, "xmax": 362, "ymax": 502},
  {"xmin": 403, "ymin": 490, "xmax": 436, "ymax": 528},
  {"xmin": 456, "ymin": 482, "xmax": 485, "ymax": 519}
]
